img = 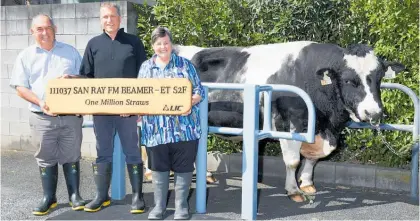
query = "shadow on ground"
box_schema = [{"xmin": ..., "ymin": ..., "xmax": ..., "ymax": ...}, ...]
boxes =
[{"xmin": 49, "ymin": 173, "xmax": 418, "ymax": 220}]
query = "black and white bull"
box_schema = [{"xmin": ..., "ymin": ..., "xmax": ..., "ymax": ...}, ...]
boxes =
[{"xmin": 174, "ymin": 41, "xmax": 405, "ymax": 202}]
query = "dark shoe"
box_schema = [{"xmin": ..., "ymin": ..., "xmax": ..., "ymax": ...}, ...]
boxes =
[
  {"xmin": 148, "ymin": 171, "xmax": 169, "ymax": 220},
  {"xmin": 84, "ymin": 163, "xmax": 112, "ymax": 212},
  {"xmin": 63, "ymin": 161, "xmax": 86, "ymax": 211},
  {"xmin": 32, "ymin": 165, "xmax": 58, "ymax": 216},
  {"xmin": 127, "ymin": 164, "xmax": 146, "ymax": 214},
  {"xmin": 174, "ymin": 172, "xmax": 193, "ymax": 220}
]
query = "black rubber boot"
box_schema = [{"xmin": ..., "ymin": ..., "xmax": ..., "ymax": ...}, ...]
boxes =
[
  {"xmin": 127, "ymin": 164, "xmax": 146, "ymax": 214},
  {"xmin": 32, "ymin": 165, "xmax": 58, "ymax": 216},
  {"xmin": 63, "ymin": 161, "xmax": 86, "ymax": 211},
  {"xmin": 174, "ymin": 172, "xmax": 193, "ymax": 220},
  {"xmin": 148, "ymin": 171, "xmax": 170, "ymax": 220},
  {"xmin": 84, "ymin": 163, "xmax": 112, "ymax": 212}
]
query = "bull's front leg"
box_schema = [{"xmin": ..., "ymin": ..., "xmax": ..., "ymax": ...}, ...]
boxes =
[
  {"xmin": 299, "ymin": 135, "xmax": 337, "ymax": 194},
  {"xmin": 299, "ymin": 158, "xmax": 318, "ymax": 194},
  {"xmin": 279, "ymin": 139, "xmax": 305, "ymax": 202}
]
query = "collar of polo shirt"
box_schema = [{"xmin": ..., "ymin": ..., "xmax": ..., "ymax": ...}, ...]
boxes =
[
  {"xmin": 150, "ymin": 52, "xmax": 177, "ymax": 70},
  {"xmin": 35, "ymin": 40, "xmax": 62, "ymax": 52}
]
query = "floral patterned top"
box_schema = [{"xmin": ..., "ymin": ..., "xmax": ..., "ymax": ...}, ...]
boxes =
[{"xmin": 137, "ymin": 52, "xmax": 205, "ymax": 147}]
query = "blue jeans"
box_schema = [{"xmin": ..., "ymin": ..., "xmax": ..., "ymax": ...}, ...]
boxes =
[{"xmin": 93, "ymin": 115, "xmax": 141, "ymax": 164}]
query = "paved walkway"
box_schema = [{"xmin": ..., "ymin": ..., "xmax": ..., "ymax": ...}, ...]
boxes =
[{"xmin": 1, "ymin": 150, "xmax": 418, "ymax": 220}]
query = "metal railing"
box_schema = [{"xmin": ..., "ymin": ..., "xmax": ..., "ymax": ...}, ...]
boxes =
[
  {"xmin": 82, "ymin": 83, "xmax": 317, "ymax": 221},
  {"xmin": 191, "ymin": 83, "xmax": 317, "ymax": 220},
  {"xmin": 82, "ymin": 82, "xmax": 419, "ymax": 220},
  {"xmin": 346, "ymin": 83, "xmax": 419, "ymax": 200}
]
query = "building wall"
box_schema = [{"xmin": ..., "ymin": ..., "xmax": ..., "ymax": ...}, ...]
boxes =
[{"xmin": 1, "ymin": 1, "xmax": 141, "ymax": 158}]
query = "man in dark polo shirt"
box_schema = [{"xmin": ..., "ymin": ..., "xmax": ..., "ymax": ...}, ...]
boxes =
[{"xmin": 79, "ymin": 2, "xmax": 147, "ymax": 214}]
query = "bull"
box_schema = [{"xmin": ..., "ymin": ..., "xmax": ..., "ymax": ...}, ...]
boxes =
[{"xmin": 174, "ymin": 41, "xmax": 405, "ymax": 202}]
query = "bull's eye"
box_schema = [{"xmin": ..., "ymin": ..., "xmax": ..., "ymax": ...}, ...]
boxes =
[
  {"xmin": 366, "ymin": 77, "xmax": 372, "ymax": 84},
  {"xmin": 345, "ymin": 79, "xmax": 357, "ymax": 87}
]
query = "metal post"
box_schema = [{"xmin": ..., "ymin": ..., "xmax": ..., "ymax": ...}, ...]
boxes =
[
  {"xmin": 411, "ymin": 142, "xmax": 419, "ymax": 200},
  {"xmin": 411, "ymin": 91, "xmax": 419, "ymax": 201},
  {"xmin": 381, "ymin": 83, "xmax": 419, "ymax": 200},
  {"xmin": 111, "ymin": 133, "xmax": 126, "ymax": 200},
  {"xmin": 241, "ymin": 84, "xmax": 259, "ymax": 220},
  {"xmin": 263, "ymin": 90, "xmax": 272, "ymax": 131},
  {"xmin": 410, "ymin": 98, "xmax": 419, "ymax": 200},
  {"xmin": 196, "ymin": 87, "xmax": 209, "ymax": 214}
]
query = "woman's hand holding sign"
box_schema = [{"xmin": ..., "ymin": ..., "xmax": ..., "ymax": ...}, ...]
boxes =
[{"xmin": 181, "ymin": 94, "xmax": 202, "ymax": 116}]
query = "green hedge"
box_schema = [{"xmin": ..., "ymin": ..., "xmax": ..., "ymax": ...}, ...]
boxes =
[{"xmin": 135, "ymin": 0, "xmax": 419, "ymax": 168}]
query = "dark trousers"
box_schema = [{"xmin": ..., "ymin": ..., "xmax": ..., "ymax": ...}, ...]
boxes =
[
  {"xmin": 146, "ymin": 140, "xmax": 198, "ymax": 173},
  {"xmin": 93, "ymin": 115, "xmax": 141, "ymax": 164}
]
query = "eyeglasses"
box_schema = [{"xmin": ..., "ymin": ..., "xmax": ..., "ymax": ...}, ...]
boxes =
[{"xmin": 33, "ymin": 26, "xmax": 54, "ymax": 33}]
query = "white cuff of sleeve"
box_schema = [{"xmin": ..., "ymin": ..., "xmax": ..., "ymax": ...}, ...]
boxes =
[{"xmin": 38, "ymin": 100, "xmax": 45, "ymax": 108}]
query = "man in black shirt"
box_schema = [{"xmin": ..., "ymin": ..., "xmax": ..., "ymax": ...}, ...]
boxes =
[{"xmin": 79, "ymin": 2, "xmax": 147, "ymax": 214}]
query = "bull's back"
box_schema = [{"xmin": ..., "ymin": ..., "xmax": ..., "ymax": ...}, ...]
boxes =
[
  {"xmin": 242, "ymin": 41, "xmax": 314, "ymax": 86},
  {"xmin": 181, "ymin": 41, "xmax": 319, "ymax": 129}
]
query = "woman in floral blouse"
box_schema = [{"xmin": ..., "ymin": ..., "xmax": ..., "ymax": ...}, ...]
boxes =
[{"xmin": 137, "ymin": 26, "xmax": 205, "ymax": 220}]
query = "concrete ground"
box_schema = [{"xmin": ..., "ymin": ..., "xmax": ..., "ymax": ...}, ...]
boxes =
[{"xmin": 1, "ymin": 150, "xmax": 419, "ymax": 220}]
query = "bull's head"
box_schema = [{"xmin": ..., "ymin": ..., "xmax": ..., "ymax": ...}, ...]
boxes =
[{"xmin": 317, "ymin": 44, "xmax": 405, "ymax": 122}]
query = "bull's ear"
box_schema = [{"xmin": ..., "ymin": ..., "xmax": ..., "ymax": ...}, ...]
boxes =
[
  {"xmin": 315, "ymin": 68, "xmax": 338, "ymax": 86},
  {"xmin": 383, "ymin": 61, "xmax": 406, "ymax": 79}
]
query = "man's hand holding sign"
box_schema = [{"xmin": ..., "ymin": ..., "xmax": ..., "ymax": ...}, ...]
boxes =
[{"xmin": 45, "ymin": 78, "xmax": 193, "ymax": 115}]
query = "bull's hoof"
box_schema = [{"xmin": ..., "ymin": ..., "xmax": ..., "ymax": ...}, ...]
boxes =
[
  {"xmin": 300, "ymin": 185, "xmax": 316, "ymax": 194},
  {"xmin": 206, "ymin": 174, "xmax": 217, "ymax": 184},
  {"xmin": 287, "ymin": 193, "xmax": 306, "ymax": 202},
  {"xmin": 144, "ymin": 171, "xmax": 152, "ymax": 182}
]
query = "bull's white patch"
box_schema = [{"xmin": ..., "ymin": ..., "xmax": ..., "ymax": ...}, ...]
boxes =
[
  {"xmin": 175, "ymin": 45, "xmax": 205, "ymax": 60},
  {"xmin": 299, "ymin": 158, "xmax": 317, "ymax": 187},
  {"xmin": 344, "ymin": 51, "xmax": 381, "ymax": 121},
  {"xmin": 384, "ymin": 66, "xmax": 396, "ymax": 79},
  {"xmin": 241, "ymin": 41, "xmax": 313, "ymax": 85},
  {"xmin": 346, "ymin": 108, "xmax": 360, "ymax": 122},
  {"xmin": 280, "ymin": 139, "xmax": 302, "ymax": 194},
  {"xmin": 322, "ymin": 139, "xmax": 336, "ymax": 156},
  {"xmin": 321, "ymin": 71, "xmax": 332, "ymax": 85}
]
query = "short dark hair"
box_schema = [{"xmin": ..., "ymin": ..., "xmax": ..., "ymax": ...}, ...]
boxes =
[{"xmin": 151, "ymin": 26, "xmax": 173, "ymax": 45}]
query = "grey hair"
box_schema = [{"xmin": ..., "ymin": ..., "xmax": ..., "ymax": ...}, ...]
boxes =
[
  {"xmin": 100, "ymin": 2, "xmax": 121, "ymax": 16},
  {"xmin": 31, "ymin": 14, "xmax": 55, "ymax": 27},
  {"xmin": 151, "ymin": 26, "xmax": 173, "ymax": 45}
]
